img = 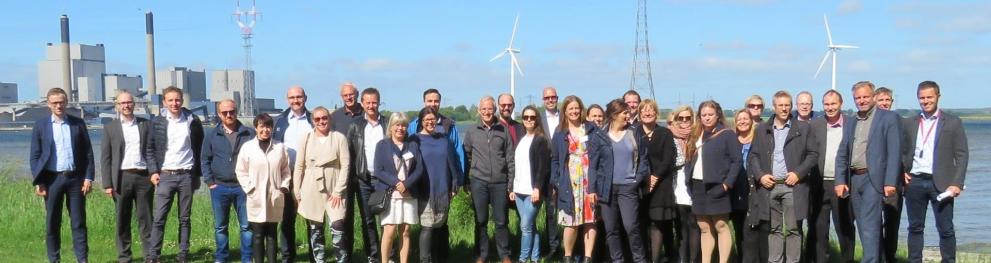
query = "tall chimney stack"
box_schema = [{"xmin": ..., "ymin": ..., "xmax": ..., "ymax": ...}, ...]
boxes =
[
  {"xmin": 146, "ymin": 12, "xmax": 160, "ymax": 114},
  {"xmin": 60, "ymin": 15, "xmax": 73, "ymax": 102}
]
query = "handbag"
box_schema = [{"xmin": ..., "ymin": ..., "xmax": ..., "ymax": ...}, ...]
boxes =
[{"xmin": 369, "ymin": 146, "xmax": 411, "ymax": 215}]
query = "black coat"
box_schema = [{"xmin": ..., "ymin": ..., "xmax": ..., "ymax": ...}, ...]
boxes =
[
  {"xmin": 520, "ymin": 134, "xmax": 551, "ymax": 191},
  {"xmin": 346, "ymin": 115, "xmax": 387, "ymax": 184},
  {"xmin": 901, "ymin": 111, "xmax": 969, "ymax": 191},
  {"xmin": 747, "ymin": 118, "xmax": 818, "ymax": 221},
  {"xmin": 640, "ymin": 124, "xmax": 678, "ymax": 212},
  {"xmin": 101, "ymin": 117, "xmax": 150, "ymax": 192}
]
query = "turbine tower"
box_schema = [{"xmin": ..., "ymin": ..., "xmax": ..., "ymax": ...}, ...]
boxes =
[
  {"xmin": 814, "ymin": 14, "xmax": 859, "ymax": 90},
  {"xmin": 489, "ymin": 14, "xmax": 524, "ymax": 98},
  {"xmin": 630, "ymin": 0, "xmax": 656, "ymax": 100},
  {"xmin": 233, "ymin": 0, "xmax": 259, "ymax": 115}
]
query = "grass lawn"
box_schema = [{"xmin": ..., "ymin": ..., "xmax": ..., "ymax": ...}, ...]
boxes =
[{"xmin": 3, "ymin": 160, "xmax": 989, "ymax": 262}]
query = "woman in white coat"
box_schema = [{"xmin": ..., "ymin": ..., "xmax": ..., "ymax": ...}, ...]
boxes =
[
  {"xmin": 236, "ymin": 113, "xmax": 291, "ymax": 263},
  {"xmin": 293, "ymin": 107, "xmax": 351, "ymax": 262}
]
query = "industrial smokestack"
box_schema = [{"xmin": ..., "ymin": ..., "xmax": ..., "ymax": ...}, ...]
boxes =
[
  {"xmin": 60, "ymin": 15, "xmax": 73, "ymax": 102},
  {"xmin": 146, "ymin": 12, "xmax": 160, "ymax": 115}
]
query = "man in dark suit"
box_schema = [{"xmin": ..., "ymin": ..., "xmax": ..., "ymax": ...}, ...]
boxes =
[
  {"xmin": 344, "ymin": 87, "xmax": 387, "ymax": 263},
  {"xmin": 835, "ymin": 81, "xmax": 903, "ymax": 263},
  {"xmin": 30, "ymin": 87, "xmax": 94, "ymax": 263},
  {"xmin": 101, "ymin": 91, "xmax": 153, "ymax": 262},
  {"xmin": 805, "ymin": 90, "xmax": 857, "ymax": 263},
  {"xmin": 902, "ymin": 81, "xmax": 969, "ymax": 262},
  {"xmin": 145, "ymin": 86, "xmax": 205, "ymax": 263},
  {"xmin": 748, "ymin": 91, "xmax": 818, "ymax": 263},
  {"xmin": 874, "ymin": 86, "xmax": 905, "ymax": 262},
  {"xmin": 272, "ymin": 85, "xmax": 312, "ymax": 262},
  {"xmin": 537, "ymin": 86, "xmax": 562, "ymax": 259}
]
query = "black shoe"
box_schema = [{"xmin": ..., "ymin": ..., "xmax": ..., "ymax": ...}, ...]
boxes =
[{"xmin": 562, "ymin": 256, "xmax": 575, "ymax": 263}]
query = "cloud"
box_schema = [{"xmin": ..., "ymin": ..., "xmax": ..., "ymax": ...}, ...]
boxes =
[
  {"xmin": 891, "ymin": 2, "xmax": 991, "ymax": 34},
  {"xmin": 838, "ymin": 0, "xmax": 863, "ymax": 15}
]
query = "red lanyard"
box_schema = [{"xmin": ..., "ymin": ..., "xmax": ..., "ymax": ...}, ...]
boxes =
[{"xmin": 917, "ymin": 112, "xmax": 939, "ymax": 156}]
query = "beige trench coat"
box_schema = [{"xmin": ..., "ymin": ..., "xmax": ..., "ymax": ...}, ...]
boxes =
[
  {"xmin": 236, "ymin": 139, "xmax": 292, "ymax": 223},
  {"xmin": 293, "ymin": 131, "xmax": 351, "ymax": 223}
]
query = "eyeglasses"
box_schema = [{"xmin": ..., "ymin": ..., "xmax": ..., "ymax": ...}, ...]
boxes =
[
  {"xmin": 117, "ymin": 101, "xmax": 134, "ymax": 105},
  {"xmin": 288, "ymin": 95, "xmax": 306, "ymax": 100},
  {"xmin": 747, "ymin": 104, "xmax": 764, "ymax": 109},
  {"xmin": 219, "ymin": 110, "xmax": 236, "ymax": 116},
  {"xmin": 522, "ymin": 115, "xmax": 538, "ymax": 121},
  {"xmin": 675, "ymin": 116, "xmax": 692, "ymax": 122},
  {"xmin": 543, "ymin": 96, "xmax": 558, "ymax": 101}
]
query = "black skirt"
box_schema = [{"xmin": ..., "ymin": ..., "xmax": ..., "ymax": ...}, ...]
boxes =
[
  {"xmin": 648, "ymin": 177, "xmax": 678, "ymax": 221},
  {"xmin": 690, "ymin": 179, "xmax": 732, "ymax": 216}
]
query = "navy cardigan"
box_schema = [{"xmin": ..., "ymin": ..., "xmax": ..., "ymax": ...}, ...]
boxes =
[
  {"xmin": 684, "ymin": 123, "xmax": 743, "ymax": 187},
  {"xmin": 373, "ymin": 138, "xmax": 425, "ymax": 197},
  {"xmin": 588, "ymin": 124, "xmax": 650, "ymax": 204},
  {"xmin": 551, "ymin": 122, "xmax": 598, "ymax": 215}
]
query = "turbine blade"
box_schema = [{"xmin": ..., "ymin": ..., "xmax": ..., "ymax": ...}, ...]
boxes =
[
  {"xmin": 509, "ymin": 14, "xmax": 520, "ymax": 47},
  {"xmin": 824, "ymin": 14, "xmax": 833, "ymax": 46},
  {"xmin": 489, "ymin": 51, "xmax": 507, "ymax": 62},
  {"xmin": 511, "ymin": 54, "xmax": 524, "ymax": 76},
  {"xmin": 814, "ymin": 50, "xmax": 831, "ymax": 79},
  {"xmin": 831, "ymin": 44, "xmax": 859, "ymax": 49}
]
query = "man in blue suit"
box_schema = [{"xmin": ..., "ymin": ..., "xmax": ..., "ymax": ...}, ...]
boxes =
[
  {"xmin": 30, "ymin": 87, "xmax": 95, "ymax": 263},
  {"xmin": 834, "ymin": 81, "xmax": 903, "ymax": 263}
]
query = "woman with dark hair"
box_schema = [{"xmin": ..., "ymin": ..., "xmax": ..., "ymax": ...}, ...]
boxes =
[
  {"xmin": 638, "ymin": 99, "xmax": 678, "ymax": 263},
  {"xmin": 375, "ymin": 112, "xmax": 425, "ymax": 263},
  {"xmin": 551, "ymin": 95, "xmax": 598, "ymax": 263},
  {"xmin": 412, "ymin": 107, "xmax": 462, "ymax": 263},
  {"xmin": 236, "ymin": 113, "xmax": 292, "ymax": 263},
  {"xmin": 586, "ymin": 104, "xmax": 605, "ymax": 128},
  {"xmin": 589, "ymin": 99, "xmax": 650, "ymax": 263},
  {"xmin": 510, "ymin": 105, "xmax": 551, "ymax": 263},
  {"xmin": 730, "ymin": 109, "xmax": 768, "ymax": 263},
  {"xmin": 685, "ymin": 101, "xmax": 742, "ymax": 263}
]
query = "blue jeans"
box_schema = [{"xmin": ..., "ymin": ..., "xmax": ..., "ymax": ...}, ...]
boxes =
[
  {"xmin": 905, "ymin": 174, "xmax": 956, "ymax": 263},
  {"xmin": 515, "ymin": 193, "xmax": 541, "ymax": 261},
  {"xmin": 210, "ymin": 184, "xmax": 252, "ymax": 262}
]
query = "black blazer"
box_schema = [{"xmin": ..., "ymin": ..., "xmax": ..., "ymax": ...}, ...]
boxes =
[
  {"xmin": 144, "ymin": 108, "xmax": 205, "ymax": 189},
  {"xmin": 747, "ymin": 118, "xmax": 818, "ymax": 221},
  {"xmin": 346, "ymin": 115, "xmax": 387, "ymax": 184},
  {"xmin": 640, "ymin": 123, "xmax": 678, "ymax": 210},
  {"xmin": 29, "ymin": 114, "xmax": 95, "ymax": 185},
  {"xmin": 101, "ymin": 117, "xmax": 150, "ymax": 193},
  {"xmin": 901, "ymin": 111, "xmax": 969, "ymax": 190},
  {"xmin": 684, "ymin": 123, "xmax": 742, "ymax": 186},
  {"xmin": 520, "ymin": 134, "xmax": 551, "ymax": 191}
]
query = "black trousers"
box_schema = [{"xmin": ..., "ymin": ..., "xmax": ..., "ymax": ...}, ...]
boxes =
[
  {"xmin": 677, "ymin": 205, "xmax": 700, "ymax": 263},
  {"xmin": 252, "ymin": 222, "xmax": 279, "ymax": 263},
  {"xmin": 279, "ymin": 189, "xmax": 297, "ymax": 262},
  {"xmin": 545, "ymin": 185, "xmax": 562, "ymax": 257},
  {"xmin": 470, "ymin": 179, "xmax": 512, "ymax": 261},
  {"xmin": 730, "ymin": 209, "xmax": 746, "ymax": 263},
  {"xmin": 150, "ymin": 171, "xmax": 193, "ymax": 260},
  {"xmin": 739, "ymin": 220, "xmax": 769, "ymax": 263},
  {"xmin": 806, "ymin": 179, "xmax": 856, "ymax": 263},
  {"xmin": 881, "ymin": 186, "xmax": 903, "ymax": 263},
  {"xmin": 344, "ymin": 180, "xmax": 381, "ymax": 262},
  {"xmin": 41, "ymin": 171, "xmax": 89, "ymax": 263},
  {"xmin": 601, "ymin": 183, "xmax": 646, "ymax": 263},
  {"xmin": 114, "ymin": 170, "xmax": 154, "ymax": 262},
  {"xmin": 905, "ymin": 174, "xmax": 956, "ymax": 263}
]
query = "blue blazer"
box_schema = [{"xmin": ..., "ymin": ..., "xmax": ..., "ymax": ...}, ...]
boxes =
[
  {"xmin": 373, "ymin": 139, "xmax": 426, "ymax": 197},
  {"xmin": 835, "ymin": 108, "xmax": 903, "ymax": 193},
  {"xmin": 551, "ymin": 122, "xmax": 598, "ymax": 215},
  {"xmin": 30, "ymin": 114, "xmax": 95, "ymax": 185},
  {"xmin": 588, "ymin": 124, "xmax": 650, "ymax": 204}
]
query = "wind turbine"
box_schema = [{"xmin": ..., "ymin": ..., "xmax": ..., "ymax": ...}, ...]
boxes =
[
  {"xmin": 814, "ymin": 14, "xmax": 859, "ymax": 90},
  {"xmin": 490, "ymin": 14, "xmax": 524, "ymax": 97}
]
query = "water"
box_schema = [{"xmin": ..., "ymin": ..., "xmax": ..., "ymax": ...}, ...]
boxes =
[{"xmin": 3, "ymin": 121, "xmax": 989, "ymax": 246}]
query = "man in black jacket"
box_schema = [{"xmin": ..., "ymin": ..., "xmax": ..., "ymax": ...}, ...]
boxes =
[
  {"xmin": 464, "ymin": 96, "xmax": 515, "ymax": 263},
  {"xmin": 902, "ymin": 81, "xmax": 969, "ymax": 262},
  {"xmin": 748, "ymin": 91, "xmax": 818, "ymax": 263},
  {"xmin": 805, "ymin": 90, "xmax": 857, "ymax": 263},
  {"xmin": 145, "ymin": 86, "xmax": 205, "ymax": 263},
  {"xmin": 344, "ymin": 87, "xmax": 387, "ymax": 263},
  {"xmin": 101, "ymin": 91, "xmax": 153, "ymax": 263}
]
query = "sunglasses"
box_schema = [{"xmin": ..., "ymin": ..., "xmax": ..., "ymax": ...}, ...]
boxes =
[
  {"xmin": 313, "ymin": 116, "xmax": 330, "ymax": 121},
  {"xmin": 522, "ymin": 115, "xmax": 538, "ymax": 121},
  {"xmin": 675, "ymin": 116, "xmax": 692, "ymax": 122},
  {"xmin": 219, "ymin": 110, "xmax": 236, "ymax": 116},
  {"xmin": 543, "ymin": 96, "xmax": 558, "ymax": 101},
  {"xmin": 747, "ymin": 104, "xmax": 764, "ymax": 109}
]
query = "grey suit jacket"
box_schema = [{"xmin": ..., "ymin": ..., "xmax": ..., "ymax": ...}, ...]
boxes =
[
  {"xmin": 901, "ymin": 111, "xmax": 969, "ymax": 190},
  {"xmin": 101, "ymin": 117, "xmax": 150, "ymax": 193},
  {"xmin": 835, "ymin": 108, "xmax": 903, "ymax": 193}
]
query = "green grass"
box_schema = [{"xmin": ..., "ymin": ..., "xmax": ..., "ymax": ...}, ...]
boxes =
[{"xmin": 3, "ymin": 158, "xmax": 990, "ymax": 262}]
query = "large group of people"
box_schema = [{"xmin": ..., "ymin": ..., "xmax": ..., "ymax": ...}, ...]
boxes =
[{"xmin": 29, "ymin": 79, "xmax": 969, "ymax": 263}]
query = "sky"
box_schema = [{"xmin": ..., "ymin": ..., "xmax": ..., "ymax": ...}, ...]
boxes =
[{"xmin": 1, "ymin": 1, "xmax": 989, "ymax": 112}]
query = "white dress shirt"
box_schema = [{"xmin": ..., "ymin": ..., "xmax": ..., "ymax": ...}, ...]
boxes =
[
  {"xmin": 545, "ymin": 110, "xmax": 560, "ymax": 139},
  {"xmin": 162, "ymin": 111, "xmax": 194, "ymax": 170},
  {"xmin": 119, "ymin": 116, "xmax": 147, "ymax": 170},
  {"xmin": 364, "ymin": 119, "xmax": 385, "ymax": 172},
  {"xmin": 283, "ymin": 110, "xmax": 313, "ymax": 167},
  {"xmin": 911, "ymin": 110, "xmax": 940, "ymax": 175}
]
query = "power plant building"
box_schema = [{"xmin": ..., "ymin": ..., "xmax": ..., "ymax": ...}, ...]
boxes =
[
  {"xmin": 156, "ymin": 67, "xmax": 207, "ymax": 102},
  {"xmin": 210, "ymin": 69, "xmax": 256, "ymax": 116},
  {"xmin": 36, "ymin": 43, "xmax": 107, "ymax": 102},
  {"xmin": 103, "ymin": 74, "xmax": 142, "ymax": 101},
  {"xmin": 0, "ymin": 82, "xmax": 17, "ymax": 103}
]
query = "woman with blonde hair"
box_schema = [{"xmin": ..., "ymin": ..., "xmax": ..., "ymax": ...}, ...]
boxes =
[
  {"xmin": 684, "ymin": 101, "xmax": 742, "ymax": 263},
  {"xmin": 730, "ymin": 109, "xmax": 768, "ymax": 263},
  {"xmin": 374, "ymin": 112, "xmax": 424, "ymax": 263},
  {"xmin": 668, "ymin": 105, "xmax": 701, "ymax": 262},
  {"xmin": 639, "ymin": 99, "xmax": 678, "ymax": 263},
  {"xmin": 292, "ymin": 106, "xmax": 351, "ymax": 262}
]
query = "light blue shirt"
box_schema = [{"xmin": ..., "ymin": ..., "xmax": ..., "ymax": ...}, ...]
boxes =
[
  {"xmin": 910, "ymin": 110, "xmax": 940, "ymax": 175},
  {"xmin": 47, "ymin": 115, "xmax": 75, "ymax": 172},
  {"xmin": 772, "ymin": 120, "xmax": 791, "ymax": 180}
]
